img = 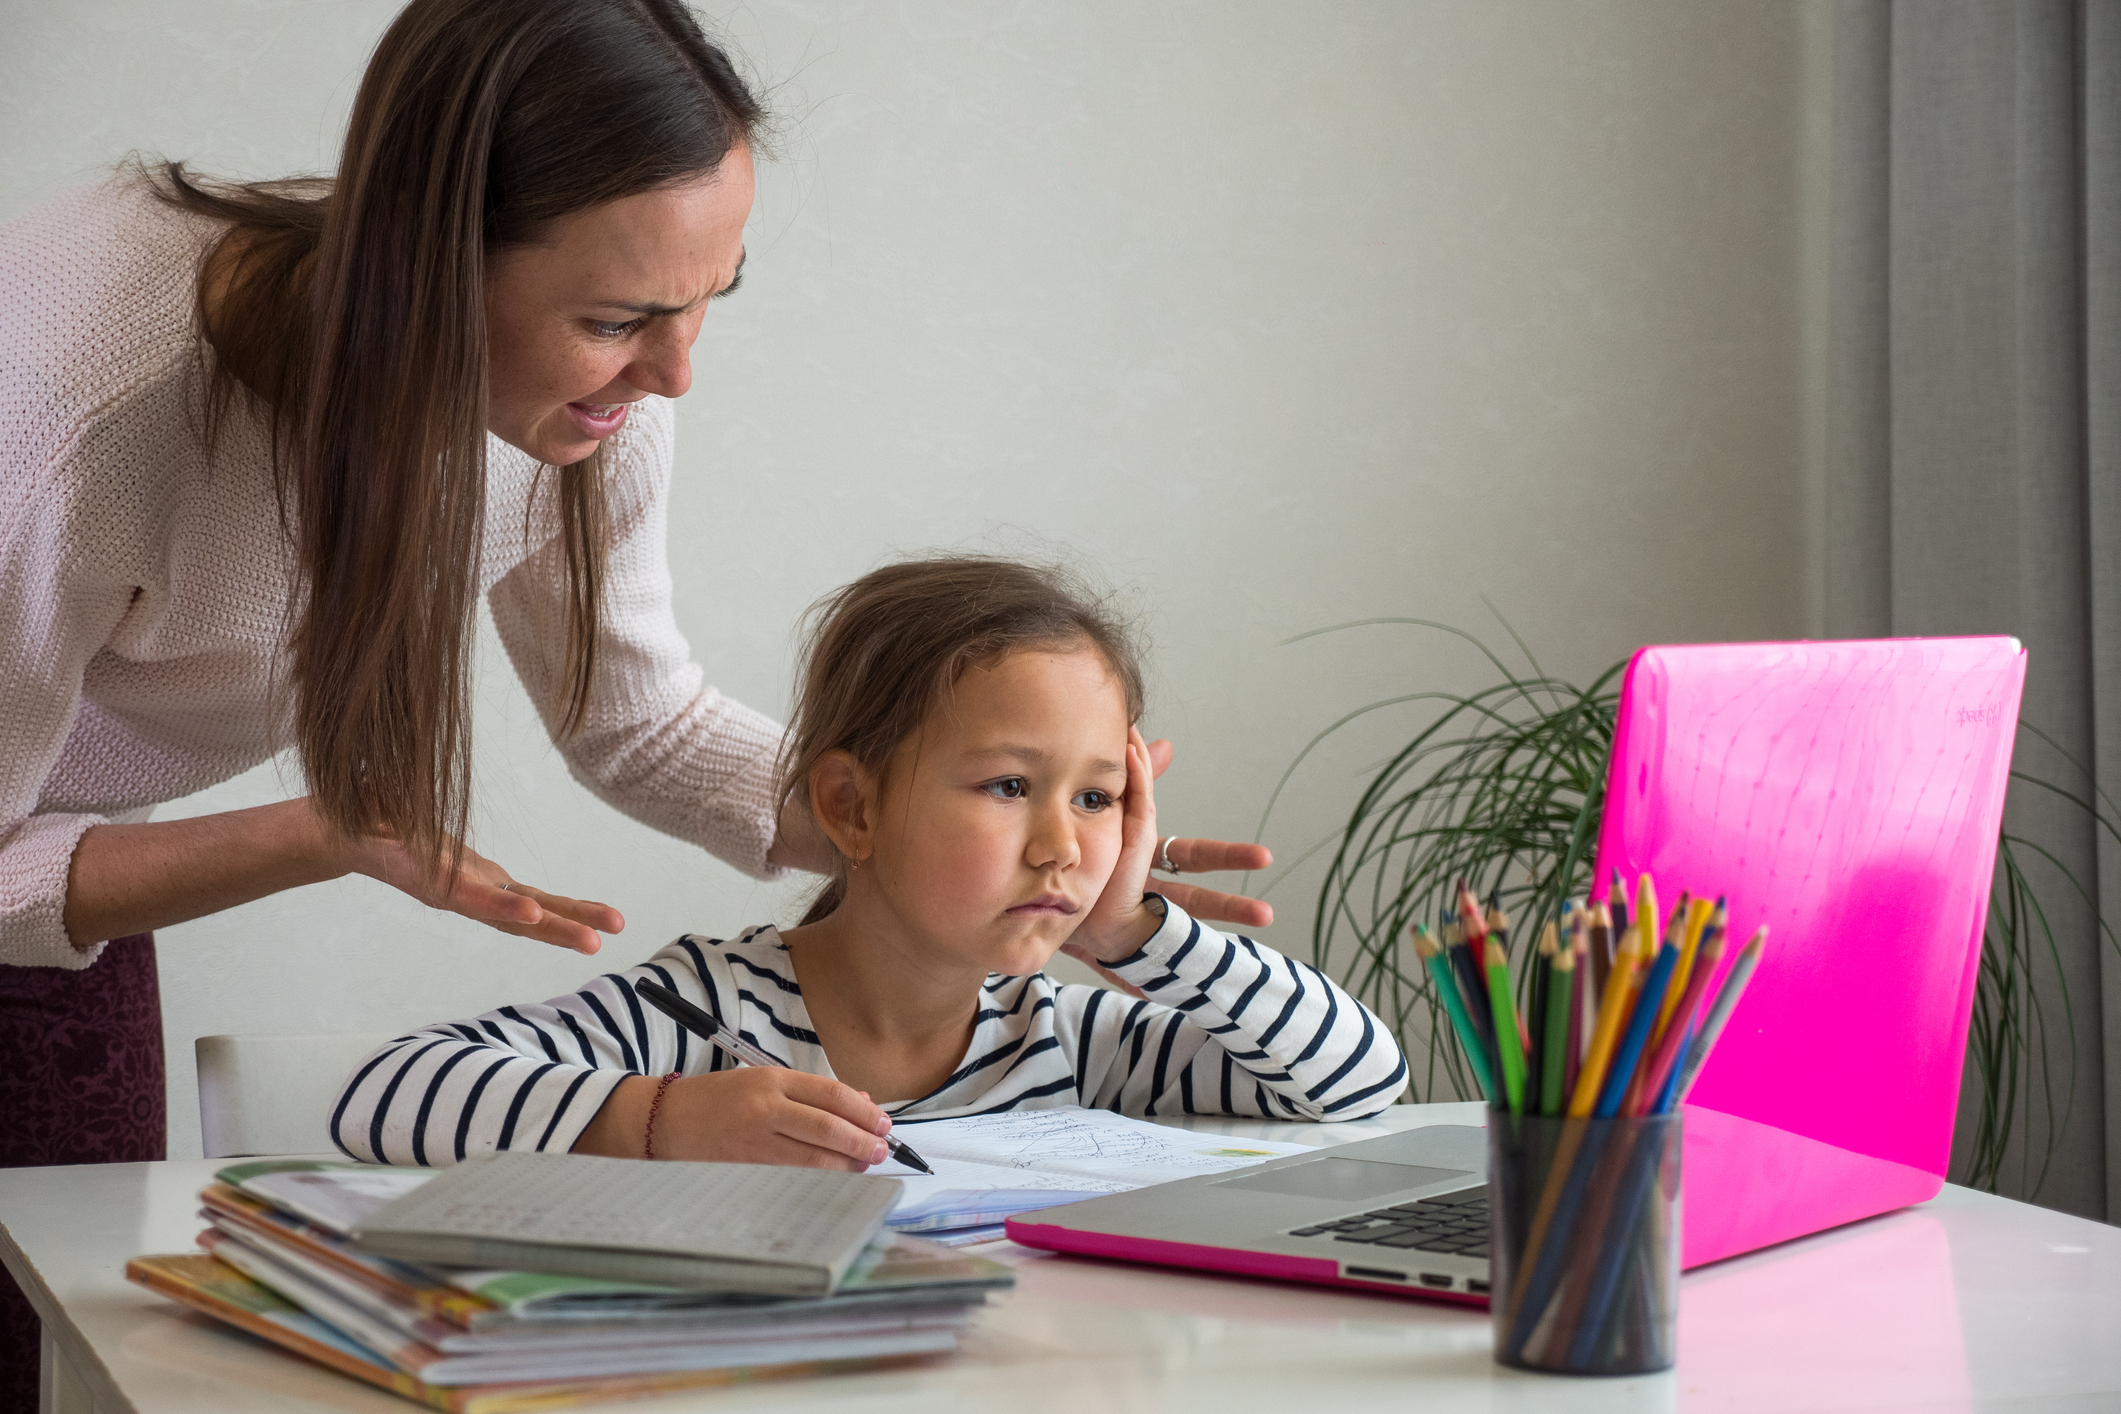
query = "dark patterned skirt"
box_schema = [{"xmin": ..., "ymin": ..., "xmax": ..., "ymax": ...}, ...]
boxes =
[{"xmin": 0, "ymin": 935, "xmax": 164, "ymax": 1414}]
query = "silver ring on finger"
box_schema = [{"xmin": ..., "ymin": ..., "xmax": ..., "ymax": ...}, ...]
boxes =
[{"xmin": 1157, "ymin": 836, "xmax": 1180, "ymax": 875}]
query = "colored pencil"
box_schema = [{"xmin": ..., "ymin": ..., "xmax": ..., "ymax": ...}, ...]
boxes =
[
  {"xmin": 1487, "ymin": 901, "xmax": 1530, "ymax": 1057},
  {"xmin": 1447, "ymin": 928, "xmax": 1496, "ymax": 1071},
  {"xmin": 1568, "ymin": 924, "xmax": 1644, "ymax": 1117},
  {"xmin": 1595, "ymin": 938, "xmax": 1681, "ymax": 1116},
  {"xmin": 1587, "ymin": 901, "xmax": 1612, "ymax": 999},
  {"xmin": 1563, "ymin": 1121, "xmax": 1671, "ymax": 1366},
  {"xmin": 1655, "ymin": 894, "xmax": 1715, "ymax": 1040},
  {"xmin": 1619, "ymin": 896, "xmax": 1692, "ymax": 1113},
  {"xmin": 1528, "ymin": 918, "xmax": 1552, "ymax": 1096},
  {"xmin": 1671, "ymin": 929, "xmax": 1766, "ymax": 1105},
  {"xmin": 1503, "ymin": 1115, "xmax": 1607, "ymax": 1348},
  {"xmin": 1504, "ymin": 1114, "xmax": 1617, "ymax": 1353},
  {"xmin": 1565, "ymin": 905, "xmax": 1589, "ymax": 1096},
  {"xmin": 1486, "ymin": 938, "xmax": 1528, "ymax": 1114},
  {"xmin": 1458, "ymin": 884, "xmax": 1486, "ymax": 941},
  {"xmin": 1412, "ymin": 924, "xmax": 1498, "ymax": 1102},
  {"xmin": 1536, "ymin": 1118, "xmax": 1633, "ymax": 1356},
  {"xmin": 1628, "ymin": 922, "xmax": 1729, "ymax": 1116},
  {"xmin": 1539, "ymin": 923, "xmax": 1571, "ymax": 1116},
  {"xmin": 1634, "ymin": 873, "xmax": 1661, "ymax": 953}
]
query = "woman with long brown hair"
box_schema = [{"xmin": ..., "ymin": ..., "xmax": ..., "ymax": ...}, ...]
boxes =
[{"xmin": 0, "ymin": 0, "xmax": 1268, "ymax": 1403}]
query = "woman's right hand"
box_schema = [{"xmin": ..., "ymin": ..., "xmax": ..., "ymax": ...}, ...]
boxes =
[
  {"xmin": 574, "ymin": 1069, "xmax": 893, "ymax": 1169},
  {"xmin": 340, "ymin": 813, "xmax": 622, "ymax": 955},
  {"xmin": 59, "ymin": 795, "xmax": 621, "ymax": 953}
]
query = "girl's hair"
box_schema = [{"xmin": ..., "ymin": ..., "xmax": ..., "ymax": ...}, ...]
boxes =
[
  {"xmin": 150, "ymin": 0, "xmax": 764, "ymax": 876},
  {"xmin": 781, "ymin": 556, "xmax": 1146, "ymax": 925}
]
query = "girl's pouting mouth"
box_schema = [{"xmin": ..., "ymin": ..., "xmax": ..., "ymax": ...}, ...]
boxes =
[{"xmin": 1006, "ymin": 893, "xmax": 1078, "ymax": 918}]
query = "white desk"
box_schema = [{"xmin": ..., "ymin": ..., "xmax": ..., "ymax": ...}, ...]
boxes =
[{"xmin": 5, "ymin": 1103, "xmax": 2120, "ymax": 1413}]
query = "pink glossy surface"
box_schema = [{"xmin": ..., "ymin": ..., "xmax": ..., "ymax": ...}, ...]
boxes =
[
  {"xmin": 1592, "ymin": 637, "xmax": 2025, "ymax": 1266},
  {"xmin": 1002, "ymin": 1219, "xmax": 1487, "ymax": 1307}
]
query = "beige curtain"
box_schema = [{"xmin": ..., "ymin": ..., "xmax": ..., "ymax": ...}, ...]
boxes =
[{"xmin": 1826, "ymin": 0, "xmax": 2120, "ymax": 1218}]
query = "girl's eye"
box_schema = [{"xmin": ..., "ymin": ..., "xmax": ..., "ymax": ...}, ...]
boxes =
[
  {"xmin": 588, "ymin": 317, "xmax": 644, "ymax": 339},
  {"xmin": 1073, "ymin": 790, "xmax": 1114, "ymax": 812},
  {"xmin": 982, "ymin": 777, "xmax": 1027, "ymax": 800}
]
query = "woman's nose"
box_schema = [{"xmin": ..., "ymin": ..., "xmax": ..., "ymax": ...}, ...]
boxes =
[{"xmin": 623, "ymin": 322, "xmax": 695, "ymax": 399}]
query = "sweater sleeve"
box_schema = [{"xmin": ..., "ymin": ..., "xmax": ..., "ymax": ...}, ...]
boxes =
[
  {"xmin": 1061, "ymin": 898, "xmax": 1409, "ymax": 1121},
  {"xmin": 0, "ymin": 463, "xmax": 132, "ymax": 969},
  {"xmin": 487, "ymin": 396, "xmax": 787, "ymax": 881},
  {"xmin": 329, "ymin": 937, "xmax": 742, "ymax": 1166}
]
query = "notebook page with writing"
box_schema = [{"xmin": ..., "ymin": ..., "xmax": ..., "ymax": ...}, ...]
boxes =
[{"xmin": 877, "ymin": 1110, "xmax": 1311, "ymax": 1232}]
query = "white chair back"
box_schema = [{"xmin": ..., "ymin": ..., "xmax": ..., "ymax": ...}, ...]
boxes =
[{"xmin": 195, "ymin": 1032, "xmax": 399, "ymax": 1159}]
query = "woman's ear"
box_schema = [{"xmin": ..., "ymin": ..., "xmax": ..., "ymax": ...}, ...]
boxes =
[{"xmin": 807, "ymin": 750, "xmax": 877, "ymax": 864}]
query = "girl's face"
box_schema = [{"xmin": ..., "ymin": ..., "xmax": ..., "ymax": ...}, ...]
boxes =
[
  {"xmin": 855, "ymin": 647, "xmax": 1134, "ymax": 976},
  {"xmin": 484, "ymin": 147, "xmax": 754, "ymax": 467}
]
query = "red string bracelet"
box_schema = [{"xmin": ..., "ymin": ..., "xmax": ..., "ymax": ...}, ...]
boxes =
[{"xmin": 643, "ymin": 1071, "xmax": 681, "ymax": 1160}]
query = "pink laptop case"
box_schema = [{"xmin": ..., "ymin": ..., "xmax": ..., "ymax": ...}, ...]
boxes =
[{"xmin": 1598, "ymin": 637, "xmax": 2025, "ymax": 1267}]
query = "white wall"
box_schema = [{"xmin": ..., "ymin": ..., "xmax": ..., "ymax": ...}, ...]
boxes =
[{"xmin": 2, "ymin": 0, "xmax": 1823, "ymax": 1158}]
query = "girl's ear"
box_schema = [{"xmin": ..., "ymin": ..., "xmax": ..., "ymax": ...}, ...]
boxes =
[{"xmin": 807, "ymin": 750, "xmax": 877, "ymax": 863}]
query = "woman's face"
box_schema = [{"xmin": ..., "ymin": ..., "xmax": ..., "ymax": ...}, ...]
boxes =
[{"xmin": 484, "ymin": 145, "xmax": 754, "ymax": 466}]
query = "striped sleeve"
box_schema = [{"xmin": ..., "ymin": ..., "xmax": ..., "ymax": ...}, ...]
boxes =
[
  {"xmin": 327, "ymin": 938, "xmax": 740, "ymax": 1166},
  {"xmin": 1064, "ymin": 897, "xmax": 1408, "ymax": 1121}
]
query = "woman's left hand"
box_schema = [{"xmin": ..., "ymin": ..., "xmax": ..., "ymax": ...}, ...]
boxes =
[{"xmin": 1139, "ymin": 737, "xmax": 1274, "ymax": 929}]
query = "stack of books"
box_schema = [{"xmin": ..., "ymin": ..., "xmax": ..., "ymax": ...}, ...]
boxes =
[{"xmin": 129, "ymin": 1154, "xmax": 1014, "ymax": 1413}]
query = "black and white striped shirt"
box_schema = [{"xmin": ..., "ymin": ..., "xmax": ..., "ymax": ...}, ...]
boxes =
[{"xmin": 330, "ymin": 899, "xmax": 1409, "ymax": 1166}]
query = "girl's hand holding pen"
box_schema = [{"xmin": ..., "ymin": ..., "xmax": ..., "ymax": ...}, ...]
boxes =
[{"xmin": 573, "ymin": 1068, "xmax": 895, "ymax": 1171}]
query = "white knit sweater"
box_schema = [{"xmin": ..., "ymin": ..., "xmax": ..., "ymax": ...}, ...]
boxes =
[{"xmin": 0, "ymin": 179, "xmax": 788, "ymax": 970}]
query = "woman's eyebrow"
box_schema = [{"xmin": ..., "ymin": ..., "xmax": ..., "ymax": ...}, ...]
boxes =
[
  {"xmin": 595, "ymin": 251, "xmax": 746, "ymax": 315},
  {"xmin": 711, "ymin": 254, "xmax": 745, "ymax": 299}
]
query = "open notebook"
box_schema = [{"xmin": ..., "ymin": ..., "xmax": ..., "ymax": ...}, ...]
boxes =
[{"xmin": 873, "ymin": 1109, "xmax": 1312, "ymax": 1239}]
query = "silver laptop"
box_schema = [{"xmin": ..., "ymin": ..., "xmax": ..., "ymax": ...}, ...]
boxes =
[{"xmin": 1005, "ymin": 1124, "xmax": 1493, "ymax": 1299}]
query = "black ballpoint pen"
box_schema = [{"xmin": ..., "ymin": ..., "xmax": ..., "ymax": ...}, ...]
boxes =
[{"xmin": 632, "ymin": 978, "xmax": 934, "ymax": 1175}]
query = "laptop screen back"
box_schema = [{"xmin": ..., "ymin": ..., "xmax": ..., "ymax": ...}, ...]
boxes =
[{"xmin": 1593, "ymin": 637, "xmax": 2024, "ymax": 1265}]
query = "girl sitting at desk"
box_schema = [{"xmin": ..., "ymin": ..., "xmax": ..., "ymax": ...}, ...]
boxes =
[{"xmin": 332, "ymin": 558, "xmax": 1407, "ymax": 1167}]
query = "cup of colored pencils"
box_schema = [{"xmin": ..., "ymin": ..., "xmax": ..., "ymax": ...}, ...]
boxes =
[{"xmin": 1411, "ymin": 874, "xmax": 1766, "ymax": 1375}]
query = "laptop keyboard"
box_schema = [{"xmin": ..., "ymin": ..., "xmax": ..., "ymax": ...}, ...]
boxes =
[{"xmin": 1287, "ymin": 1187, "xmax": 1489, "ymax": 1259}]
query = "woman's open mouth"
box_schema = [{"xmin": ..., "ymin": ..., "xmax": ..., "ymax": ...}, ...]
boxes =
[{"xmin": 565, "ymin": 400, "xmax": 631, "ymax": 437}]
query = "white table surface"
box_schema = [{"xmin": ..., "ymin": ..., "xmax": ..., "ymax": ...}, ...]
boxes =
[{"xmin": 6, "ymin": 1102, "xmax": 2121, "ymax": 1414}]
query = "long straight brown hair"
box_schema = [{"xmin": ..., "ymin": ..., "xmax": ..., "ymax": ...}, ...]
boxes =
[{"xmin": 156, "ymin": 0, "xmax": 763, "ymax": 875}]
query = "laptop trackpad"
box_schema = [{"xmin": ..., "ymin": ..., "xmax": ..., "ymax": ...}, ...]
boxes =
[{"xmin": 1211, "ymin": 1157, "xmax": 1472, "ymax": 1202}]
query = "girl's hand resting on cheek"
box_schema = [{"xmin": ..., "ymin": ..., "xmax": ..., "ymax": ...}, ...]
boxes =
[
  {"xmin": 573, "ymin": 1068, "xmax": 895, "ymax": 1170},
  {"xmin": 1062, "ymin": 728, "xmax": 1168, "ymax": 968}
]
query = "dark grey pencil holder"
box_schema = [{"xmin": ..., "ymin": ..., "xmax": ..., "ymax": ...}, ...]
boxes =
[{"xmin": 1489, "ymin": 1109, "xmax": 1683, "ymax": 1375}]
